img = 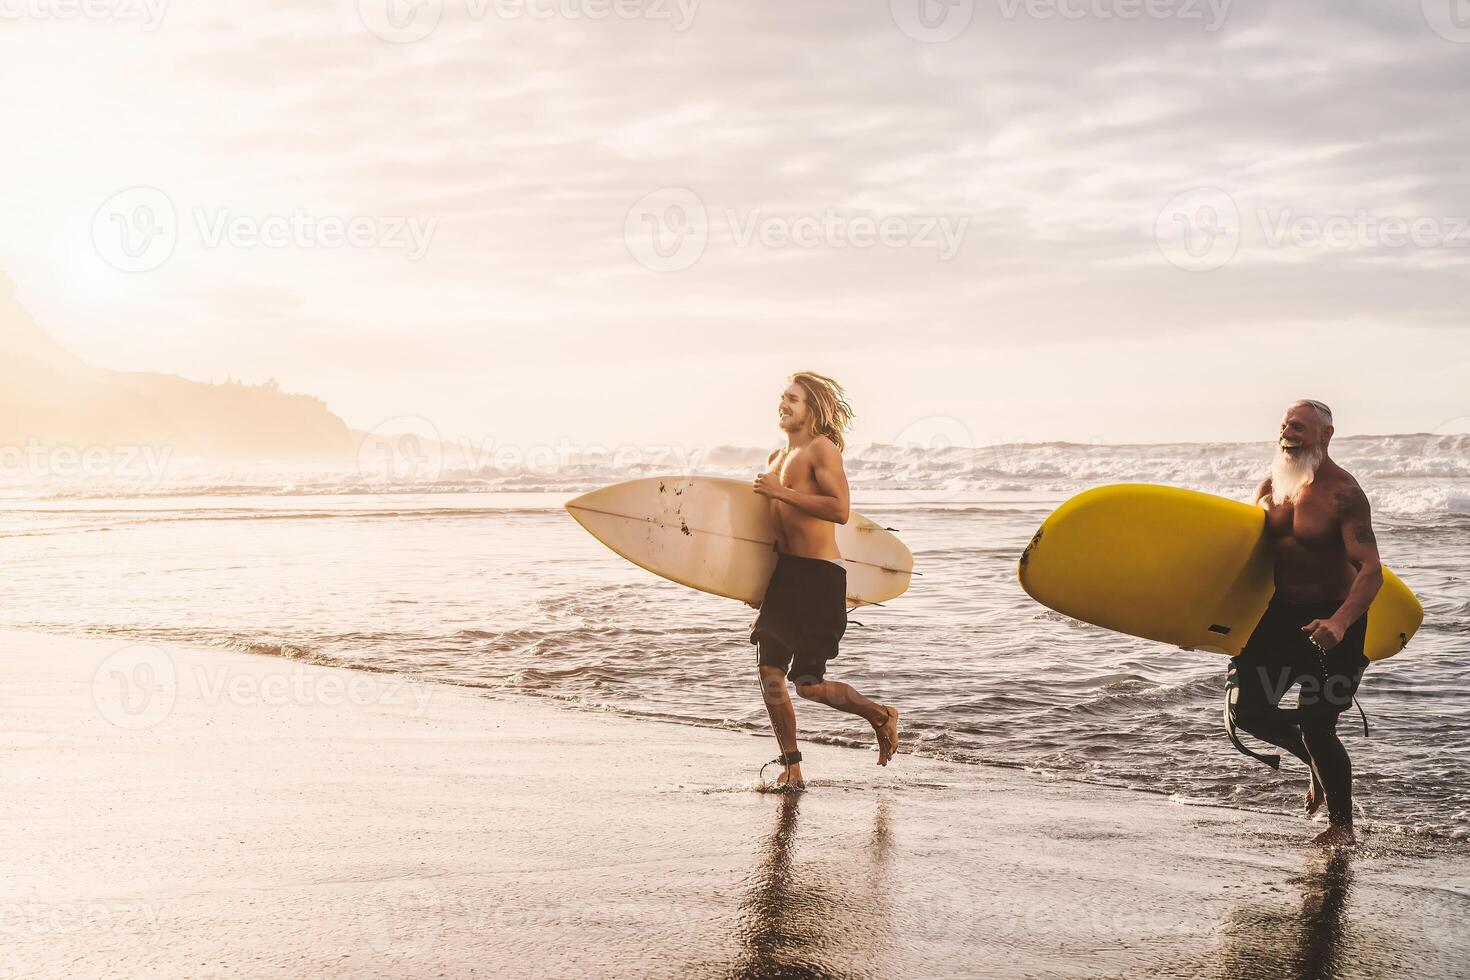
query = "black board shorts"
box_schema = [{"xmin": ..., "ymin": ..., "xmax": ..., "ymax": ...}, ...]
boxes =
[
  {"xmin": 1232, "ymin": 596, "xmax": 1369, "ymax": 722},
  {"xmin": 750, "ymin": 553, "xmax": 848, "ymax": 685}
]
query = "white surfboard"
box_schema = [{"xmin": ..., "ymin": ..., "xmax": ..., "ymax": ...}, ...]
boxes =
[{"xmin": 565, "ymin": 476, "xmax": 914, "ymax": 608}]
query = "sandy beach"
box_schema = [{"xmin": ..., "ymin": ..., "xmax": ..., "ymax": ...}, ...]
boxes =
[{"xmin": 3, "ymin": 628, "xmax": 1468, "ymax": 979}]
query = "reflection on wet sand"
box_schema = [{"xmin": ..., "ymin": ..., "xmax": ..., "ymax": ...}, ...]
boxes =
[
  {"xmin": 727, "ymin": 794, "xmax": 896, "ymax": 978},
  {"xmin": 1217, "ymin": 849, "xmax": 1403, "ymax": 980}
]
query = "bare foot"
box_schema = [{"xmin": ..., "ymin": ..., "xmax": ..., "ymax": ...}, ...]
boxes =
[
  {"xmin": 1310, "ymin": 824, "xmax": 1356, "ymax": 849},
  {"xmin": 874, "ymin": 706, "xmax": 899, "ymax": 766},
  {"xmin": 773, "ymin": 764, "xmax": 806, "ymax": 792},
  {"xmin": 1305, "ymin": 774, "xmax": 1325, "ymax": 817}
]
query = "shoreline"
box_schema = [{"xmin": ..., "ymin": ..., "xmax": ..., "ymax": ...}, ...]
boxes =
[
  {"xmin": 14, "ymin": 621, "xmax": 1470, "ymax": 849},
  {"xmin": 5, "ymin": 627, "xmax": 1470, "ymax": 978}
]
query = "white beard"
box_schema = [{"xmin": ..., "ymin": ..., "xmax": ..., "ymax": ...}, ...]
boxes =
[{"xmin": 1271, "ymin": 445, "xmax": 1323, "ymax": 505}]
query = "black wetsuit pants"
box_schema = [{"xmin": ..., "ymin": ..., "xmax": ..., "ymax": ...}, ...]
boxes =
[{"xmin": 1228, "ymin": 597, "xmax": 1369, "ymax": 826}]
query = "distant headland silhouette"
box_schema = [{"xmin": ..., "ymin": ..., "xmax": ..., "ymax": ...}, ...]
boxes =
[{"xmin": 1, "ymin": 273, "xmax": 352, "ymax": 461}]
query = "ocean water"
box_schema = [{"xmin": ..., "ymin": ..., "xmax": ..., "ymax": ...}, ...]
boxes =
[{"xmin": 2, "ymin": 435, "xmax": 1467, "ymax": 839}]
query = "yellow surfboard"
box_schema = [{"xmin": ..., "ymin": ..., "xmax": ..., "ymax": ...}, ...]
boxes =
[{"xmin": 1017, "ymin": 484, "xmax": 1423, "ymax": 660}]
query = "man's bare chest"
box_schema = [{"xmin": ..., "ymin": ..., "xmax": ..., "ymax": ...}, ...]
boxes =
[
  {"xmin": 1266, "ymin": 491, "xmax": 1340, "ymax": 548},
  {"xmin": 772, "ymin": 451, "xmax": 817, "ymax": 491}
]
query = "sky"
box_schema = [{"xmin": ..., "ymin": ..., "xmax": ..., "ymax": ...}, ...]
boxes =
[{"xmin": 1, "ymin": 0, "xmax": 1468, "ymax": 452}]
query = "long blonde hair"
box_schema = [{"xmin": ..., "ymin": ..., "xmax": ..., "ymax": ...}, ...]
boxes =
[{"xmin": 789, "ymin": 371, "xmax": 854, "ymax": 452}]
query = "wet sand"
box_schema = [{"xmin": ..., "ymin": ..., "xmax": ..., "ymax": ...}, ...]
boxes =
[{"xmin": 3, "ymin": 628, "xmax": 1468, "ymax": 979}]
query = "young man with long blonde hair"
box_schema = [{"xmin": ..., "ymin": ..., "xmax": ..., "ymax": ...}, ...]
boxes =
[{"xmin": 750, "ymin": 371, "xmax": 899, "ymax": 790}]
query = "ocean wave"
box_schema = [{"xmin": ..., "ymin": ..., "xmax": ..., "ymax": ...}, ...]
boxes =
[{"xmin": 10, "ymin": 433, "xmax": 1467, "ymax": 514}]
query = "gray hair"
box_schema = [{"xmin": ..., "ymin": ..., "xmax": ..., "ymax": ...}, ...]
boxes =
[{"xmin": 1293, "ymin": 399, "xmax": 1334, "ymax": 427}]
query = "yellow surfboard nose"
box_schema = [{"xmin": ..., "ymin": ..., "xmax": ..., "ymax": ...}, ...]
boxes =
[{"xmin": 1018, "ymin": 484, "xmax": 1423, "ymax": 660}]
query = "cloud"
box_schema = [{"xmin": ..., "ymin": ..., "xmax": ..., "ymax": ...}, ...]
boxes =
[{"xmin": 0, "ymin": 0, "xmax": 1466, "ymax": 443}]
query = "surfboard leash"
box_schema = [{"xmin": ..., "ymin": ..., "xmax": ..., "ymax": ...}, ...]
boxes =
[
  {"xmin": 759, "ymin": 751, "xmax": 802, "ymax": 787},
  {"xmin": 1223, "ymin": 674, "xmax": 1281, "ymax": 770}
]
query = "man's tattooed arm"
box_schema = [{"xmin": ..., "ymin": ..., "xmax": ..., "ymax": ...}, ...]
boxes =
[{"xmin": 1333, "ymin": 480, "xmax": 1384, "ymax": 627}]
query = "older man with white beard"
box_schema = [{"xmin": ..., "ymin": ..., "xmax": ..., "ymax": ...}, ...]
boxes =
[{"xmin": 1227, "ymin": 400, "xmax": 1384, "ymax": 848}]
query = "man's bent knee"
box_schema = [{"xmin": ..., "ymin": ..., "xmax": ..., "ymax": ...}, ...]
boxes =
[
  {"xmin": 1232, "ymin": 706, "xmax": 1277, "ymax": 734},
  {"xmin": 794, "ymin": 682, "xmax": 823, "ymax": 701}
]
